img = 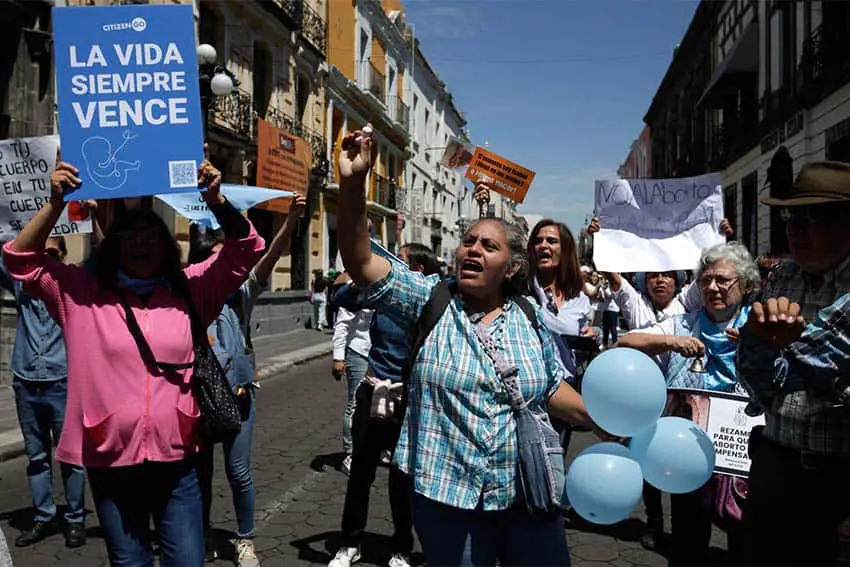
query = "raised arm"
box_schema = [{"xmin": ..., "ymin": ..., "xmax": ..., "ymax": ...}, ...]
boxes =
[
  {"xmin": 10, "ymin": 162, "xmax": 77, "ymax": 254},
  {"xmin": 337, "ymin": 128, "xmax": 390, "ymax": 287},
  {"xmin": 252, "ymin": 193, "xmax": 307, "ymax": 285}
]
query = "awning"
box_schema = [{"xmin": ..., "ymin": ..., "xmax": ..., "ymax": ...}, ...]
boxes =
[{"xmin": 697, "ymin": 21, "xmax": 759, "ymax": 109}]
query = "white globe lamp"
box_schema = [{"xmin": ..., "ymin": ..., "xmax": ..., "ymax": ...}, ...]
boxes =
[
  {"xmin": 197, "ymin": 43, "xmax": 217, "ymax": 65},
  {"xmin": 210, "ymin": 72, "xmax": 233, "ymax": 96}
]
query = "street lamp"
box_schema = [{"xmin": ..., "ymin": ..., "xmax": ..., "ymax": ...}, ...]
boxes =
[{"xmin": 197, "ymin": 43, "xmax": 235, "ymax": 138}]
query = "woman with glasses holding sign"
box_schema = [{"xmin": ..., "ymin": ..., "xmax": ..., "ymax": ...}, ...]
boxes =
[
  {"xmin": 1, "ymin": 149, "xmax": 264, "ymax": 567},
  {"xmin": 617, "ymin": 242, "xmax": 759, "ymax": 566}
]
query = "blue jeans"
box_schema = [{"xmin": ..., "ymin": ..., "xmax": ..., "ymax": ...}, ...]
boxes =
[
  {"xmin": 12, "ymin": 377, "xmax": 86, "ymax": 524},
  {"xmin": 342, "ymin": 349, "xmax": 369, "ymax": 455},
  {"xmin": 199, "ymin": 391, "xmax": 256, "ymax": 538},
  {"xmin": 88, "ymin": 457, "xmax": 204, "ymax": 567},
  {"xmin": 412, "ymin": 493, "xmax": 571, "ymax": 567}
]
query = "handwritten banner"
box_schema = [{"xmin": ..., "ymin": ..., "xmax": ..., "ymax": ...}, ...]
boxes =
[
  {"xmin": 255, "ymin": 118, "xmax": 311, "ymax": 214},
  {"xmin": 667, "ymin": 389, "xmax": 764, "ymax": 478},
  {"xmin": 53, "ymin": 4, "xmax": 204, "ymax": 200},
  {"xmin": 592, "ymin": 173, "xmax": 725, "ymax": 272},
  {"xmin": 0, "ymin": 136, "xmax": 92, "ymax": 239},
  {"xmin": 464, "ymin": 147, "xmax": 535, "ymax": 203},
  {"xmin": 155, "ymin": 184, "xmax": 292, "ymax": 229}
]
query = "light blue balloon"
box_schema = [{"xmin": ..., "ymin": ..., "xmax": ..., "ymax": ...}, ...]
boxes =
[
  {"xmin": 629, "ymin": 417, "xmax": 716, "ymax": 494},
  {"xmin": 581, "ymin": 348, "xmax": 667, "ymax": 437},
  {"xmin": 565, "ymin": 442, "xmax": 644, "ymax": 525}
]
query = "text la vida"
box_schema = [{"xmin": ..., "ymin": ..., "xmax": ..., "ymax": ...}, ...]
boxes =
[{"xmin": 69, "ymin": 43, "xmax": 184, "ymax": 67}]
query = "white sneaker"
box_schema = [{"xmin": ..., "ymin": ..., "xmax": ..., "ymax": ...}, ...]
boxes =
[
  {"xmin": 235, "ymin": 538, "xmax": 260, "ymax": 567},
  {"xmin": 341, "ymin": 454, "xmax": 353, "ymax": 475},
  {"xmin": 388, "ymin": 553, "xmax": 411, "ymax": 567},
  {"xmin": 329, "ymin": 546, "xmax": 361, "ymax": 567},
  {"xmin": 380, "ymin": 450, "xmax": 392, "ymax": 466}
]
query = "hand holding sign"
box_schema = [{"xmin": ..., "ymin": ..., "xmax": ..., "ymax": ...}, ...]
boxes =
[
  {"xmin": 199, "ymin": 144, "xmax": 223, "ymax": 206},
  {"xmin": 289, "ymin": 193, "xmax": 307, "ymax": 219},
  {"xmin": 51, "ymin": 162, "xmax": 82, "ymax": 201}
]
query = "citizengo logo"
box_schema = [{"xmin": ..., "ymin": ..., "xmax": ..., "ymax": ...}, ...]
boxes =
[{"xmin": 102, "ymin": 17, "xmax": 147, "ymax": 32}]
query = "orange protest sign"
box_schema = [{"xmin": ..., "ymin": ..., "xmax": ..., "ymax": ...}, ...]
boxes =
[
  {"xmin": 256, "ymin": 118, "xmax": 312, "ymax": 213},
  {"xmin": 464, "ymin": 147, "xmax": 535, "ymax": 203}
]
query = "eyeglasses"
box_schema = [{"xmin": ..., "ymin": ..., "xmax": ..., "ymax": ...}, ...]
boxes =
[{"xmin": 698, "ymin": 275, "xmax": 739, "ymax": 290}]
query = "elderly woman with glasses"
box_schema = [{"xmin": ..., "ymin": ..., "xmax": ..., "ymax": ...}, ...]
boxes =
[{"xmin": 618, "ymin": 242, "xmax": 760, "ymax": 566}]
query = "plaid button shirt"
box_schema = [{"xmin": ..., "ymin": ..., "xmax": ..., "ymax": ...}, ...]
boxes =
[
  {"xmin": 738, "ymin": 255, "xmax": 850, "ymax": 455},
  {"xmin": 365, "ymin": 266, "xmax": 566, "ymax": 511}
]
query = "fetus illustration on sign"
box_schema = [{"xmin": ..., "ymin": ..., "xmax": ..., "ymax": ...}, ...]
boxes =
[{"xmin": 81, "ymin": 130, "xmax": 141, "ymax": 190}]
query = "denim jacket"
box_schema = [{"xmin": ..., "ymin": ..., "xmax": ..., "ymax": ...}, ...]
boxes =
[{"xmin": 0, "ymin": 257, "xmax": 66, "ymax": 381}]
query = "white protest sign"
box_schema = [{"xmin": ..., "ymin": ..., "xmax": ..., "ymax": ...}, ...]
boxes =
[
  {"xmin": 0, "ymin": 136, "xmax": 93, "ymax": 240},
  {"xmin": 592, "ymin": 173, "xmax": 725, "ymax": 272},
  {"xmin": 669, "ymin": 390, "xmax": 765, "ymax": 478}
]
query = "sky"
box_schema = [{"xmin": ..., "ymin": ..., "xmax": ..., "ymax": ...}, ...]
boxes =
[{"xmin": 403, "ymin": 0, "xmax": 699, "ymax": 233}]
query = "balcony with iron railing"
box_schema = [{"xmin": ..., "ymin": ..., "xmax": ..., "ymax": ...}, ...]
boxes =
[
  {"xmin": 368, "ymin": 62, "xmax": 386, "ymax": 103},
  {"xmin": 260, "ymin": 1, "xmax": 327, "ymax": 55},
  {"xmin": 371, "ymin": 174, "xmax": 398, "ymax": 211},
  {"xmin": 387, "ymin": 96, "xmax": 410, "ymax": 130},
  {"xmin": 210, "ymin": 88, "xmax": 327, "ymax": 164}
]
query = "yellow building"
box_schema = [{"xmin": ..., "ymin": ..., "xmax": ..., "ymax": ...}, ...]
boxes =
[{"xmin": 322, "ymin": 0, "xmax": 411, "ymax": 270}]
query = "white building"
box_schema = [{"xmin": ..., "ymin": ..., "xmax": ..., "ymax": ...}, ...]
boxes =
[{"xmin": 699, "ymin": 0, "xmax": 850, "ymax": 255}]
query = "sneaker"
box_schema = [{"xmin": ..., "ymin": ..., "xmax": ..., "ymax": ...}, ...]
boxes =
[
  {"xmin": 205, "ymin": 533, "xmax": 218, "ymax": 562},
  {"xmin": 388, "ymin": 553, "xmax": 411, "ymax": 567},
  {"xmin": 328, "ymin": 546, "xmax": 361, "ymax": 567},
  {"xmin": 341, "ymin": 454, "xmax": 353, "ymax": 476},
  {"xmin": 235, "ymin": 538, "xmax": 260, "ymax": 567},
  {"xmin": 380, "ymin": 450, "xmax": 392, "ymax": 466}
]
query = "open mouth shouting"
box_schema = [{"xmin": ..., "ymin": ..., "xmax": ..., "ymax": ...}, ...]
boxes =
[{"xmin": 459, "ymin": 258, "xmax": 484, "ymax": 279}]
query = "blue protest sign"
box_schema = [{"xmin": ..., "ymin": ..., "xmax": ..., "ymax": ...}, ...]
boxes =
[
  {"xmin": 53, "ymin": 4, "xmax": 204, "ymax": 201},
  {"xmin": 156, "ymin": 184, "xmax": 294, "ymax": 229}
]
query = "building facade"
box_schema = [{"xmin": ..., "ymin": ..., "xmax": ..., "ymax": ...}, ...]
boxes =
[
  {"xmin": 617, "ymin": 125, "xmax": 652, "ymax": 179},
  {"xmin": 324, "ymin": 0, "xmax": 410, "ymax": 270},
  {"xmin": 646, "ymin": 0, "xmax": 850, "ymax": 256},
  {"xmin": 403, "ymin": 34, "xmax": 473, "ymax": 262}
]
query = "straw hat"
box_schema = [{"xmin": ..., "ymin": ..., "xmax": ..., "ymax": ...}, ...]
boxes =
[{"xmin": 761, "ymin": 161, "xmax": 850, "ymax": 207}]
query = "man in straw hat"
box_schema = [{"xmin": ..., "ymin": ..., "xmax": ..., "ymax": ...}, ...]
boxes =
[{"xmin": 738, "ymin": 161, "xmax": 850, "ymax": 565}]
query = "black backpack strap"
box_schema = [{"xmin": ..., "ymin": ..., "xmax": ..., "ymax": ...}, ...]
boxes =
[
  {"xmin": 404, "ymin": 279, "xmax": 455, "ymax": 382},
  {"xmin": 513, "ymin": 295, "xmax": 542, "ymax": 334}
]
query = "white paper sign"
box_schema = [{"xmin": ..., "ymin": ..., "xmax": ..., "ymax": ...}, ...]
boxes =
[
  {"xmin": 592, "ymin": 173, "xmax": 725, "ymax": 272},
  {"xmin": 0, "ymin": 135, "xmax": 93, "ymax": 239},
  {"xmin": 669, "ymin": 390, "xmax": 765, "ymax": 477}
]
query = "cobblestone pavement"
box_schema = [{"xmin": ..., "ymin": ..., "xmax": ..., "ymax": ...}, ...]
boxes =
[{"xmin": 0, "ymin": 355, "xmax": 732, "ymax": 566}]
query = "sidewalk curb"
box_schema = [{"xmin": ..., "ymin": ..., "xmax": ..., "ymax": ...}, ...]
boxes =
[{"xmin": 0, "ymin": 343, "xmax": 333, "ymax": 463}]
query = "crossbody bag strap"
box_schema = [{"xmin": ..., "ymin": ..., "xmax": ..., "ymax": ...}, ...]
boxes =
[
  {"xmin": 118, "ymin": 291, "xmax": 193, "ymax": 373},
  {"xmin": 471, "ymin": 318, "xmax": 526, "ymax": 412}
]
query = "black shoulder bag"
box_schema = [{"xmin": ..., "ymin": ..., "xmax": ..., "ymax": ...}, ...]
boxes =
[{"xmin": 118, "ymin": 288, "xmax": 242, "ymax": 443}]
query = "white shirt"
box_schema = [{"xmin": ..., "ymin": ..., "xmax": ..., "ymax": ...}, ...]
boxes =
[
  {"xmin": 597, "ymin": 284, "xmax": 620, "ymax": 313},
  {"xmin": 332, "ymin": 306, "xmax": 373, "ymax": 360},
  {"xmin": 612, "ymin": 277, "xmax": 701, "ymax": 331}
]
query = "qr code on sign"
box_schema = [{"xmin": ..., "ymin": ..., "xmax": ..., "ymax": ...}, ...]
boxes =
[{"xmin": 168, "ymin": 160, "xmax": 198, "ymax": 188}]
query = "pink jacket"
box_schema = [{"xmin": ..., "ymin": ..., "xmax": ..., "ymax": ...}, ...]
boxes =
[{"xmin": 2, "ymin": 228, "xmax": 265, "ymax": 468}]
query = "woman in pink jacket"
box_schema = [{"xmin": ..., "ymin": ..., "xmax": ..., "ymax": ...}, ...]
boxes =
[{"xmin": 2, "ymin": 155, "xmax": 265, "ymax": 567}]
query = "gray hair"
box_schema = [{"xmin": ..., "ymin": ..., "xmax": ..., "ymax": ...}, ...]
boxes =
[
  {"xmin": 695, "ymin": 241, "xmax": 761, "ymax": 292},
  {"xmin": 462, "ymin": 218, "xmax": 530, "ymax": 295}
]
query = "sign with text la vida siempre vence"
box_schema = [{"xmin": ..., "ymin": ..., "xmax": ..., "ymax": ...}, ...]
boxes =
[{"xmin": 53, "ymin": 4, "xmax": 204, "ymax": 201}]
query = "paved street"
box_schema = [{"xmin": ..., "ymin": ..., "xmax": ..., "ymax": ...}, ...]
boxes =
[{"xmin": 0, "ymin": 354, "xmax": 732, "ymax": 566}]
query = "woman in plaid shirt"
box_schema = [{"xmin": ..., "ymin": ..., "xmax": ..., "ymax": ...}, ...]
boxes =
[{"xmin": 335, "ymin": 129, "xmax": 596, "ymax": 566}]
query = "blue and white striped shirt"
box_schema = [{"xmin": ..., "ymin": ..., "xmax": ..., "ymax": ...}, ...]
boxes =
[{"xmin": 365, "ymin": 265, "xmax": 568, "ymax": 511}]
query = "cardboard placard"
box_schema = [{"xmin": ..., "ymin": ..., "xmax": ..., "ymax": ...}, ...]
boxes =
[
  {"xmin": 464, "ymin": 147, "xmax": 535, "ymax": 203},
  {"xmin": 53, "ymin": 4, "xmax": 204, "ymax": 200},
  {"xmin": 440, "ymin": 138, "xmax": 475, "ymax": 169},
  {"xmin": 256, "ymin": 118, "xmax": 311, "ymax": 213}
]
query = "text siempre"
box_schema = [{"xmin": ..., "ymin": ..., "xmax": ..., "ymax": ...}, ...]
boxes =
[{"xmin": 68, "ymin": 42, "xmax": 189, "ymax": 129}]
